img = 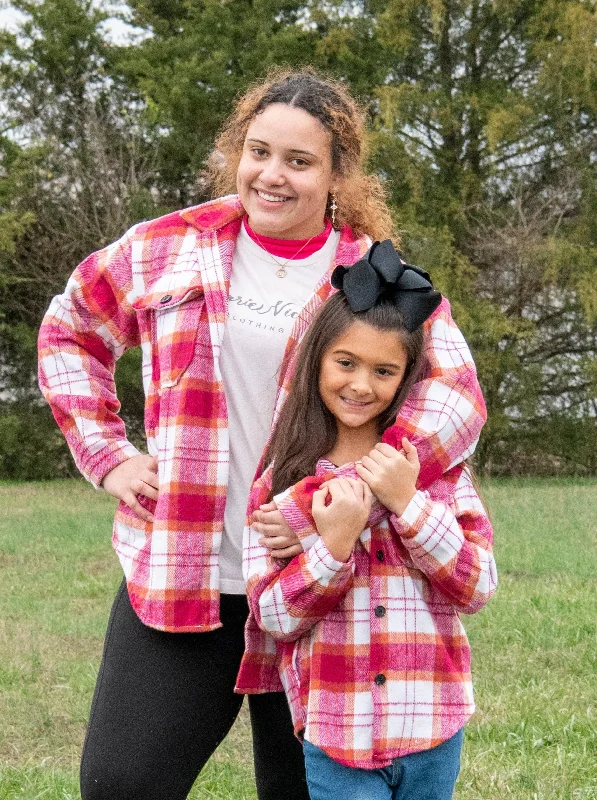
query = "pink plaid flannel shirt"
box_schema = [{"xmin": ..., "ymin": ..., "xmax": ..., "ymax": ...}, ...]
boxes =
[
  {"xmin": 238, "ymin": 456, "xmax": 497, "ymax": 768},
  {"xmin": 39, "ymin": 194, "xmax": 487, "ymax": 649},
  {"xmin": 238, "ymin": 290, "xmax": 489, "ymax": 694},
  {"xmin": 38, "ymin": 195, "xmax": 370, "ymax": 631}
]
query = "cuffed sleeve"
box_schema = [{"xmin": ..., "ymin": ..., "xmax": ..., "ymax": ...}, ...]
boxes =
[
  {"xmin": 274, "ymin": 484, "xmax": 320, "ymax": 551},
  {"xmin": 390, "ymin": 468, "xmax": 497, "ymax": 613},
  {"xmin": 244, "ymin": 472, "xmax": 355, "ymax": 642},
  {"xmin": 38, "ymin": 231, "xmax": 142, "ymax": 486}
]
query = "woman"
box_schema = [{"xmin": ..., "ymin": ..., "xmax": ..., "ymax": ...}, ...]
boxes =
[{"xmin": 38, "ymin": 69, "xmax": 486, "ymax": 800}]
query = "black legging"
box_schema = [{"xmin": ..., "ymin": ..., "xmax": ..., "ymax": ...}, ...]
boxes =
[{"xmin": 80, "ymin": 581, "xmax": 309, "ymax": 800}]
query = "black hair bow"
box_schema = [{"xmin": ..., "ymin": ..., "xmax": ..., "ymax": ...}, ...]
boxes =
[{"xmin": 331, "ymin": 240, "xmax": 442, "ymax": 332}]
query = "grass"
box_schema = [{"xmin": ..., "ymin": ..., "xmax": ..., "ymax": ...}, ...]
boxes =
[{"xmin": 0, "ymin": 478, "xmax": 596, "ymax": 799}]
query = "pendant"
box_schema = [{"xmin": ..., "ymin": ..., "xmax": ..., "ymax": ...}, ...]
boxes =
[{"xmin": 276, "ymin": 267, "xmax": 287, "ymax": 278}]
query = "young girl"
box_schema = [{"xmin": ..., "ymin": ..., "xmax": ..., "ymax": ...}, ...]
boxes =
[{"xmin": 238, "ymin": 241, "xmax": 497, "ymax": 800}]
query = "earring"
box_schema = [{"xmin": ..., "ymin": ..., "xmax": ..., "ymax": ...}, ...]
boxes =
[{"xmin": 330, "ymin": 192, "xmax": 338, "ymax": 226}]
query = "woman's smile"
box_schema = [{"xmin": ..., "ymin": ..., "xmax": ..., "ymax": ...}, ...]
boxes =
[{"xmin": 254, "ymin": 189, "xmax": 293, "ymax": 203}]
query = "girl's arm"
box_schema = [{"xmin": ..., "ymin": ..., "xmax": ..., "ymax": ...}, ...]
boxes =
[
  {"xmin": 357, "ymin": 440, "xmax": 497, "ymax": 614},
  {"xmin": 38, "ymin": 232, "xmax": 142, "ymax": 488},
  {"xmin": 390, "ymin": 465, "xmax": 497, "ymax": 614},
  {"xmin": 268, "ymin": 465, "xmax": 362, "ymax": 553},
  {"xmin": 243, "ymin": 475, "xmax": 368, "ymax": 642}
]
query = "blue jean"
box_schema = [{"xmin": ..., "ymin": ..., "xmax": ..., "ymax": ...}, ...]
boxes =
[{"xmin": 303, "ymin": 728, "xmax": 464, "ymax": 800}]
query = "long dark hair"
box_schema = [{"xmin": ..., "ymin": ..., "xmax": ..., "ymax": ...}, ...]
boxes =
[{"xmin": 266, "ymin": 293, "xmax": 426, "ymax": 497}]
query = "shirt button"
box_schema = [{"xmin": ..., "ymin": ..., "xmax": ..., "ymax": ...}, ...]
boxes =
[
  {"xmin": 376, "ymin": 549, "xmax": 385, "ymax": 562},
  {"xmin": 375, "ymin": 605, "xmax": 386, "ymax": 618},
  {"xmin": 374, "ymin": 674, "xmax": 386, "ymax": 686},
  {"xmin": 160, "ymin": 294, "xmax": 172, "ymax": 304}
]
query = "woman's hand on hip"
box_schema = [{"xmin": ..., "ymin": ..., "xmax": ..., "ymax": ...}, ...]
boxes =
[
  {"xmin": 101, "ymin": 454, "xmax": 159, "ymax": 522},
  {"xmin": 355, "ymin": 438, "xmax": 420, "ymax": 517},
  {"xmin": 253, "ymin": 501, "xmax": 303, "ymax": 559},
  {"xmin": 312, "ymin": 478, "xmax": 372, "ymax": 562}
]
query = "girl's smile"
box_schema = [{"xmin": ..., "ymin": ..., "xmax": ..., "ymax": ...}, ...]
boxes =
[
  {"xmin": 318, "ymin": 320, "xmax": 409, "ymax": 439},
  {"xmin": 340, "ymin": 396, "xmax": 373, "ymax": 408}
]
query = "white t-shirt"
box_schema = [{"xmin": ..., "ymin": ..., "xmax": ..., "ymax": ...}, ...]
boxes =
[{"xmin": 218, "ymin": 224, "xmax": 341, "ymax": 593}]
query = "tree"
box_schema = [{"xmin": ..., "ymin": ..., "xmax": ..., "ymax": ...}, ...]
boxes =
[
  {"xmin": 116, "ymin": 0, "xmax": 327, "ymax": 205},
  {"xmin": 0, "ymin": 0, "xmax": 158, "ymax": 476},
  {"xmin": 332, "ymin": 0, "xmax": 597, "ymax": 473},
  {"xmin": 1, "ymin": 0, "xmax": 596, "ymax": 476}
]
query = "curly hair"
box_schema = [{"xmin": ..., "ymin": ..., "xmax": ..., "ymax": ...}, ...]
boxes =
[{"xmin": 208, "ymin": 67, "xmax": 396, "ymax": 242}]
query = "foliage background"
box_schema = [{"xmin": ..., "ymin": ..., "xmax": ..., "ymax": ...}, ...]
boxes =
[{"xmin": 1, "ymin": 0, "xmax": 596, "ymax": 479}]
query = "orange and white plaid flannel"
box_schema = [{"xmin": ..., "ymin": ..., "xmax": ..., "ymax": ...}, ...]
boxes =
[
  {"xmin": 39, "ymin": 194, "xmax": 488, "ymax": 657},
  {"xmin": 238, "ymin": 455, "xmax": 497, "ymax": 768}
]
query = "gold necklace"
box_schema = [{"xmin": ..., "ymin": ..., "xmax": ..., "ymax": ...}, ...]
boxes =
[{"xmin": 250, "ymin": 230, "xmax": 319, "ymax": 278}]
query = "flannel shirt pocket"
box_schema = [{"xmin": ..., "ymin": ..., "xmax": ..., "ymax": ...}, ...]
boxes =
[{"xmin": 149, "ymin": 290, "xmax": 205, "ymax": 389}]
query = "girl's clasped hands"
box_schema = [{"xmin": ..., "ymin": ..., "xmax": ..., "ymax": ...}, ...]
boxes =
[
  {"xmin": 313, "ymin": 436, "xmax": 420, "ymax": 563},
  {"xmin": 356, "ymin": 437, "xmax": 420, "ymax": 517}
]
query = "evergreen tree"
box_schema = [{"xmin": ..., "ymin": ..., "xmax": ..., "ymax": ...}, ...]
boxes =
[
  {"xmin": 0, "ymin": 0, "xmax": 155, "ymax": 476},
  {"xmin": 1, "ymin": 0, "xmax": 596, "ymax": 476}
]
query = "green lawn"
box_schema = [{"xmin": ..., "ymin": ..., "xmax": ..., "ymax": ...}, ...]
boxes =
[{"xmin": 0, "ymin": 479, "xmax": 596, "ymax": 799}]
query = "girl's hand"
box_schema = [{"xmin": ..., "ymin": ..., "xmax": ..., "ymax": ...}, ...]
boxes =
[
  {"xmin": 252, "ymin": 501, "xmax": 303, "ymax": 559},
  {"xmin": 355, "ymin": 438, "xmax": 420, "ymax": 517},
  {"xmin": 312, "ymin": 478, "xmax": 373, "ymax": 562},
  {"xmin": 101, "ymin": 454, "xmax": 159, "ymax": 522}
]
